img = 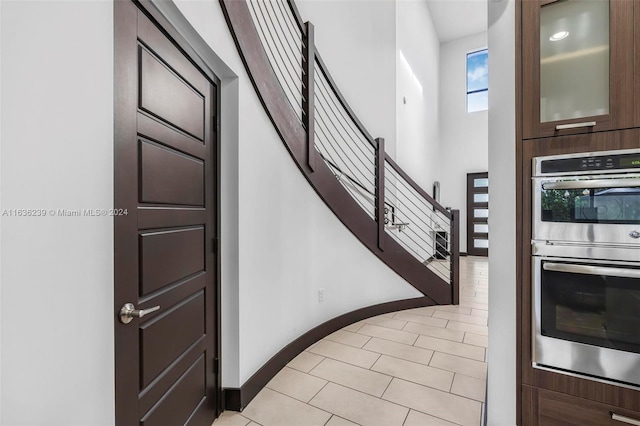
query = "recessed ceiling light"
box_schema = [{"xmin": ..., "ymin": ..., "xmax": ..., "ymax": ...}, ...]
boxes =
[{"xmin": 549, "ymin": 31, "xmax": 569, "ymax": 42}]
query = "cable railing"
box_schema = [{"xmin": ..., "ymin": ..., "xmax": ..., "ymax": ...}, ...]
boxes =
[
  {"xmin": 221, "ymin": 0, "xmax": 459, "ymax": 303},
  {"xmin": 246, "ymin": 0, "xmax": 304, "ymax": 122}
]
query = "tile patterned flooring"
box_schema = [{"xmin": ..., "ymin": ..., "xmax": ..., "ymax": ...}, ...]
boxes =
[{"xmin": 213, "ymin": 256, "xmax": 488, "ymax": 426}]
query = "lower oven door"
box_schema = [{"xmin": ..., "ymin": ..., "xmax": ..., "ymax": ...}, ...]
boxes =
[{"xmin": 533, "ymin": 256, "xmax": 640, "ymax": 386}]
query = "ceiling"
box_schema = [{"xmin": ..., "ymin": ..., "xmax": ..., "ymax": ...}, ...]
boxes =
[{"xmin": 425, "ymin": 0, "xmax": 488, "ymax": 43}]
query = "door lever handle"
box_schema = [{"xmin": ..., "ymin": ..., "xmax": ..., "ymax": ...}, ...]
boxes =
[
  {"xmin": 630, "ymin": 230, "xmax": 640, "ymax": 239},
  {"xmin": 119, "ymin": 303, "xmax": 160, "ymax": 324}
]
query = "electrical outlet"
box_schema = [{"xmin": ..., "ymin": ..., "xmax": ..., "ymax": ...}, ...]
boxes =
[{"xmin": 318, "ymin": 288, "xmax": 324, "ymax": 302}]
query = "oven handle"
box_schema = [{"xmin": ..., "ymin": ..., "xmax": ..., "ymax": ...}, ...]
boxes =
[
  {"xmin": 543, "ymin": 262, "xmax": 640, "ymax": 279},
  {"xmin": 542, "ymin": 179, "xmax": 640, "ymax": 190}
]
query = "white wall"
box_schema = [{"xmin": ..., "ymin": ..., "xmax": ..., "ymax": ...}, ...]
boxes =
[
  {"xmin": 0, "ymin": 1, "xmax": 114, "ymax": 425},
  {"xmin": 172, "ymin": 0, "xmax": 422, "ymax": 387},
  {"xmin": 438, "ymin": 32, "xmax": 488, "ymax": 253},
  {"xmin": 487, "ymin": 0, "xmax": 517, "ymax": 424},
  {"xmin": 395, "ymin": 0, "xmax": 440, "ymax": 192}
]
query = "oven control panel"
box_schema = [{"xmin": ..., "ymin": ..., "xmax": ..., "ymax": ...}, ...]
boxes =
[{"xmin": 541, "ymin": 152, "xmax": 640, "ymax": 174}]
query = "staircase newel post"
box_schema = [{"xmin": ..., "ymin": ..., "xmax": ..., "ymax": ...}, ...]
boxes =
[
  {"xmin": 303, "ymin": 21, "xmax": 316, "ymax": 172},
  {"xmin": 450, "ymin": 209, "xmax": 460, "ymax": 304},
  {"xmin": 375, "ymin": 137, "xmax": 385, "ymax": 251}
]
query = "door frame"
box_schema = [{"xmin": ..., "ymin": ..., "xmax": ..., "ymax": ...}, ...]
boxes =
[
  {"xmin": 466, "ymin": 172, "xmax": 489, "ymax": 257},
  {"xmin": 114, "ymin": 0, "xmax": 222, "ymax": 421}
]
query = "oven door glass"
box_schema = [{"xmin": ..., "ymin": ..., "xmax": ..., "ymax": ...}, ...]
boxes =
[
  {"xmin": 541, "ymin": 259, "xmax": 640, "ymax": 354},
  {"xmin": 540, "ymin": 178, "xmax": 640, "ymax": 224}
]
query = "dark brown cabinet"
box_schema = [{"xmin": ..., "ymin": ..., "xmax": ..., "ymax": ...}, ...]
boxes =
[
  {"xmin": 522, "ymin": 0, "xmax": 634, "ymax": 139},
  {"xmin": 524, "ymin": 387, "xmax": 640, "ymax": 426},
  {"xmin": 517, "ymin": 1, "xmax": 640, "ymax": 423}
]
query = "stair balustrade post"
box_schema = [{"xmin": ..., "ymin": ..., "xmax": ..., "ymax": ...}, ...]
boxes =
[
  {"xmin": 450, "ymin": 209, "xmax": 460, "ymax": 304},
  {"xmin": 375, "ymin": 137, "xmax": 385, "ymax": 251},
  {"xmin": 303, "ymin": 21, "xmax": 316, "ymax": 172}
]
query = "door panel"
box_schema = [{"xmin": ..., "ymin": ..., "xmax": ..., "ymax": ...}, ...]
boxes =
[
  {"xmin": 139, "ymin": 47, "xmax": 206, "ymax": 140},
  {"xmin": 139, "ymin": 140, "xmax": 205, "ymax": 206},
  {"xmin": 140, "ymin": 356, "xmax": 207, "ymax": 426},
  {"xmin": 140, "ymin": 292, "xmax": 205, "ymax": 388},
  {"xmin": 140, "ymin": 227, "xmax": 205, "ymax": 295},
  {"xmin": 115, "ymin": 2, "xmax": 218, "ymax": 424},
  {"xmin": 467, "ymin": 172, "xmax": 489, "ymax": 257}
]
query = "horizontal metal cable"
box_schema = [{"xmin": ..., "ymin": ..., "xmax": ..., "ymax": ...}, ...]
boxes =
[
  {"xmin": 315, "ymin": 94, "xmax": 376, "ymax": 183},
  {"xmin": 314, "ymin": 63, "xmax": 375, "ymax": 155},
  {"xmin": 389, "ymin": 217, "xmax": 444, "ymax": 258},
  {"xmin": 384, "ymin": 175, "xmax": 444, "ymax": 235},
  {"xmin": 259, "ymin": 0, "xmax": 305, "ymax": 84},
  {"xmin": 336, "ymin": 176, "xmax": 376, "ymax": 218},
  {"xmin": 314, "ymin": 155, "xmax": 375, "ymax": 219},
  {"xmin": 271, "ymin": 0, "xmax": 305, "ymax": 57},
  {"xmin": 313, "ymin": 128, "xmax": 375, "ymax": 217},
  {"xmin": 314, "ymin": 106, "xmax": 375, "ymax": 189},
  {"xmin": 316, "ymin": 137, "xmax": 375, "ymax": 217},
  {"xmin": 321, "ymin": 155, "xmax": 375, "ymax": 198},
  {"xmin": 389, "ymin": 170, "xmax": 447, "ymax": 224},
  {"xmin": 426, "ymin": 263, "xmax": 450, "ymax": 282},
  {"xmin": 383, "ymin": 178, "xmax": 452, "ymax": 256},
  {"xmin": 316, "ymin": 110, "xmax": 375, "ymax": 188},
  {"xmin": 387, "ymin": 230, "xmax": 428, "ymax": 264},
  {"xmin": 314, "ymin": 91, "xmax": 375, "ymax": 166},
  {"xmin": 252, "ymin": 0, "xmax": 304, "ymax": 91},
  {"xmin": 314, "ymin": 78, "xmax": 375, "ymax": 157},
  {"xmin": 314, "ymin": 60, "xmax": 376, "ymax": 150},
  {"xmin": 385, "ymin": 173, "xmax": 450, "ymax": 233},
  {"xmin": 314, "ymin": 79, "xmax": 375, "ymax": 170},
  {"xmin": 248, "ymin": 0, "xmax": 303, "ymax": 118},
  {"xmin": 278, "ymin": 0, "xmax": 304, "ymax": 43},
  {"xmin": 387, "ymin": 228, "xmax": 451, "ymax": 281}
]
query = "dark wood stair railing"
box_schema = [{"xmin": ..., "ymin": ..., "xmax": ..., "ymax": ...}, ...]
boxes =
[{"xmin": 220, "ymin": 0, "xmax": 459, "ymax": 305}]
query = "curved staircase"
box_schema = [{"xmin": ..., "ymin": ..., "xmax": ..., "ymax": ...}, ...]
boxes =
[{"xmin": 220, "ymin": 0, "xmax": 459, "ymax": 305}]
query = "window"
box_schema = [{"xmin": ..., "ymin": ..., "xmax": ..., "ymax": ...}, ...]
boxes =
[{"xmin": 467, "ymin": 49, "xmax": 488, "ymax": 112}]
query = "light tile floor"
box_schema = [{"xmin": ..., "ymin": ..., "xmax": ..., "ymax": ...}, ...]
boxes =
[{"xmin": 213, "ymin": 256, "xmax": 488, "ymax": 426}]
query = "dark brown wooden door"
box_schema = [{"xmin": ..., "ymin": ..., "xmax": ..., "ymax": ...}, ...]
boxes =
[
  {"xmin": 522, "ymin": 0, "xmax": 634, "ymax": 139},
  {"xmin": 114, "ymin": 2, "xmax": 219, "ymax": 425},
  {"xmin": 466, "ymin": 172, "xmax": 488, "ymax": 257}
]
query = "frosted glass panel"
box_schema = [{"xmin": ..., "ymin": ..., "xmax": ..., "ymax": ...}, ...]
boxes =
[
  {"xmin": 540, "ymin": 0, "xmax": 609, "ymax": 123},
  {"xmin": 474, "ymin": 208, "xmax": 489, "ymax": 218},
  {"xmin": 474, "ymin": 178, "xmax": 489, "ymax": 188},
  {"xmin": 474, "ymin": 239, "xmax": 489, "ymax": 248},
  {"xmin": 474, "ymin": 193, "xmax": 489, "ymax": 203},
  {"xmin": 474, "ymin": 224, "xmax": 489, "ymax": 234}
]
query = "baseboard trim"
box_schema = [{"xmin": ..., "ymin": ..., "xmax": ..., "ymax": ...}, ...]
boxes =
[{"xmin": 223, "ymin": 296, "xmax": 435, "ymax": 411}]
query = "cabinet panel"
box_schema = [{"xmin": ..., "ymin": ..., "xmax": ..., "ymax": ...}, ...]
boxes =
[
  {"xmin": 523, "ymin": 0, "xmax": 634, "ymax": 139},
  {"xmin": 524, "ymin": 387, "xmax": 640, "ymax": 426},
  {"xmin": 519, "ymin": 131, "xmax": 640, "ymax": 425}
]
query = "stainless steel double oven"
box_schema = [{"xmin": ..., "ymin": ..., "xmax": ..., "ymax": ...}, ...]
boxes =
[{"xmin": 532, "ymin": 148, "xmax": 640, "ymax": 386}]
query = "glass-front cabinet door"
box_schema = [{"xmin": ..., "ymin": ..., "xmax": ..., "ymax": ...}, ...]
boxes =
[{"xmin": 522, "ymin": 0, "xmax": 634, "ymax": 139}]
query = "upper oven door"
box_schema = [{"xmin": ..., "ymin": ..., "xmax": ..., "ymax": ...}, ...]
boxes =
[{"xmin": 533, "ymin": 174, "xmax": 640, "ymax": 245}]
